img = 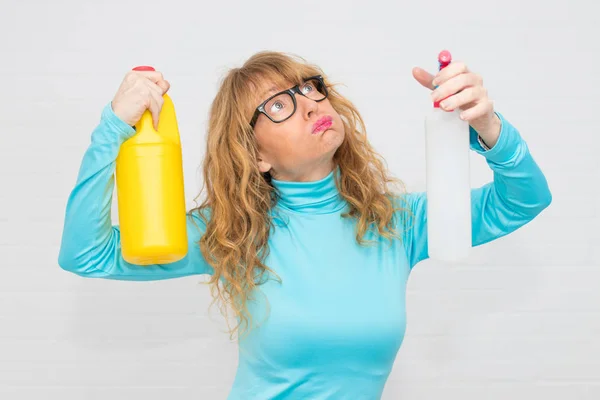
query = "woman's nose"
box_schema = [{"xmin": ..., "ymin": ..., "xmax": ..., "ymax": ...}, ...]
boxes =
[{"xmin": 298, "ymin": 95, "xmax": 318, "ymax": 119}]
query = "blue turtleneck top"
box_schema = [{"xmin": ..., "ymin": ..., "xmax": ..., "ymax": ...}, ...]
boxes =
[{"xmin": 58, "ymin": 102, "xmax": 552, "ymax": 399}]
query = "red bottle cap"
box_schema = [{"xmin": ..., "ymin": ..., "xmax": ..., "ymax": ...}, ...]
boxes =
[
  {"xmin": 438, "ymin": 50, "xmax": 452, "ymax": 66},
  {"xmin": 132, "ymin": 66, "xmax": 155, "ymax": 71}
]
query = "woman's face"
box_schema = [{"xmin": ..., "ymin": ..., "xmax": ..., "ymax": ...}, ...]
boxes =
[{"xmin": 252, "ymin": 78, "xmax": 345, "ymax": 182}]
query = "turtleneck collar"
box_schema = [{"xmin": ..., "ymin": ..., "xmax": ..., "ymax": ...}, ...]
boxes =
[{"xmin": 270, "ymin": 167, "xmax": 347, "ymax": 214}]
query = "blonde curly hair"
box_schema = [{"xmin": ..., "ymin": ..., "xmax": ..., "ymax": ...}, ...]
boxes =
[{"xmin": 190, "ymin": 50, "xmax": 413, "ymax": 341}]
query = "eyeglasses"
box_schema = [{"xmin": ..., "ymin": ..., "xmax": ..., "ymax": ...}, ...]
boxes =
[{"xmin": 249, "ymin": 75, "xmax": 328, "ymax": 128}]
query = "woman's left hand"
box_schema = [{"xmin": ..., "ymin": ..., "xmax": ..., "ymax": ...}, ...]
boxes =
[{"xmin": 412, "ymin": 62, "xmax": 501, "ymax": 148}]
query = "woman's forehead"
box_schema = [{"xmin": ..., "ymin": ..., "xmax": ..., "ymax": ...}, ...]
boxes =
[
  {"xmin": 258, "ymin": 78, "xmax": 293, "ymax": 97},
  {"xmin": 260, "ymin": 84, "xmax": 279, "ymax": 98},
  {"xmin": 253, "ymin": 77, "xmax": 294, "ymax": 105}
]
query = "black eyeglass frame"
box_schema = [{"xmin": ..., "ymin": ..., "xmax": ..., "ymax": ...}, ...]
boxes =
[{"xmin": 249, "ymin": 75, "xmax": 328, "ymax": 128}]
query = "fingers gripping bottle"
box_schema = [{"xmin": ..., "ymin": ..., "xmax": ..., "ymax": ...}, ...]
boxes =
[
  {"xmin": 115, "ymin": 66, "xmax": 188, "ymax": 265},
  {"xmin": 424, "ymin": 50, "xmax": 472, "ymax": 263}
]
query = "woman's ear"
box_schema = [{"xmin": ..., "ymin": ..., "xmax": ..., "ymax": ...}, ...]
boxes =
[{"xmin": 257, "ymin": 155, "xmax": 272, "ymax": 174}]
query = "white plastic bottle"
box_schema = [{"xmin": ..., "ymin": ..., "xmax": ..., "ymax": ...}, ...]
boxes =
[{"xmin": 424, "ymin": 50, "xmax": 472, "ymax": 263}]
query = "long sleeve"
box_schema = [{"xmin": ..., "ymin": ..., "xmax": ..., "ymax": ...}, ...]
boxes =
[
  {"xmin": 401, "ymin": 111, "xmax": 552, "ymax": 269},
  {"xmin": 57, "ymin": 102, "xmax": 213, "ymax": 280}
]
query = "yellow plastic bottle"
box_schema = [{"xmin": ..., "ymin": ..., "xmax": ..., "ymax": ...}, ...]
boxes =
[{"xmin": 115, "ymin": 65, "xmax": 188, "ymax": 265}]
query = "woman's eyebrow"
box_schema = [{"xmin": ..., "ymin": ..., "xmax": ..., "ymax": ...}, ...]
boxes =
[{"xmin": 260, "ymin": 87, "xmax": 279, "ymax": 98}]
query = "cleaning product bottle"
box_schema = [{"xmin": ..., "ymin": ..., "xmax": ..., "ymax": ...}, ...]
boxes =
[
  {"xmin": 115, "ymin": 65, "xmax": 188, "ymax": 265},
  {"xmin": 424, "ymin": 50, "xmax": 472, "ymax": 263}
]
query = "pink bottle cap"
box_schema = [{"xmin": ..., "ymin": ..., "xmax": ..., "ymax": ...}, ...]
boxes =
[{"xmin": 433, "ymin": 50, "xmax": 452, "ymax": 109}]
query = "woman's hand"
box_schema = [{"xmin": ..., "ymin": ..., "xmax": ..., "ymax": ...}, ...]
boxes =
[
  {"xmin": 111, "ymin": 69, "xmax": 170, "ymax": 130},
  {"xmin": 412, "ymin": 62, "xmax": 501, "ymax": 148}
]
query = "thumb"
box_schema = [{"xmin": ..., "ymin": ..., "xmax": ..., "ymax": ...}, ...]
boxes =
[{"xmin": 412, "ymin": 67, "xmax": 435, "ymax": 91}]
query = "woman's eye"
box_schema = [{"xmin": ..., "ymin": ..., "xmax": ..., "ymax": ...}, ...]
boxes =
[
  {"xmin": 301, "ymin": 82, "xmax": 314, "ymax": 94},
  {"xmin": 270, "ymin": 101, "xmax": 284, "ymax": 113}
]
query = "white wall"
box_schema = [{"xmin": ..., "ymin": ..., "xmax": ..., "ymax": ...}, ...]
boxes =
[{"xmin": 1, "ymin": 0, "xmax": 598, "ymax": 398}]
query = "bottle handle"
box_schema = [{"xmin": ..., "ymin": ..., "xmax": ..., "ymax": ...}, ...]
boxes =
[{"xmin": 131, "ymin": 66, "xmax": 158, "ymax": 131}]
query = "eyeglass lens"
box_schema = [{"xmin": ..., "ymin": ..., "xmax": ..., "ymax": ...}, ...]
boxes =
[{"xmin": 264, "ymin": 78, "xmax": 326, "ymax": 122}]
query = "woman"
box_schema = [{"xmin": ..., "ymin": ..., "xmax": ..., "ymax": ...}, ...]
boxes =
[{"xmin": 58, "ymin": 51, "xmax": 552, "ymax": 399}]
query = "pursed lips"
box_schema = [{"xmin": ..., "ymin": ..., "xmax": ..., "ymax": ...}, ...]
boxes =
[{"xmin": 312, "ymin": 116, "xmax": 333, "ymax": 134}]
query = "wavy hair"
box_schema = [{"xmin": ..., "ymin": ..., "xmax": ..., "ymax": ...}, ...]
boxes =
[{"xmin": 190, "ymin": 50, "xmax": 413, "ymax": 341}]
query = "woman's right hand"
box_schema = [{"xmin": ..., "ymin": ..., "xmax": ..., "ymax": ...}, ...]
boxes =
[{"xmin": 111, "ymin": 69, "xmax": 170, "ymax": 130}]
